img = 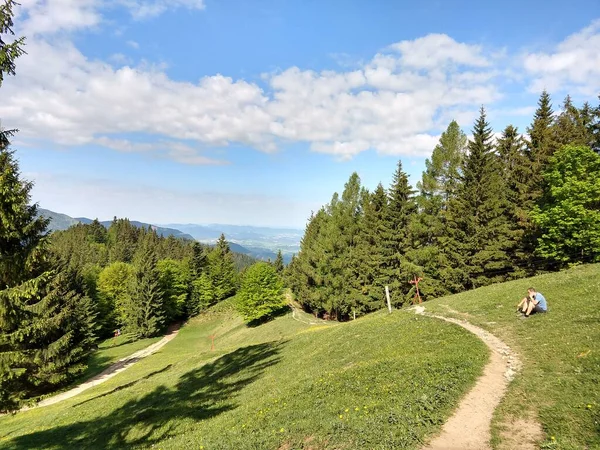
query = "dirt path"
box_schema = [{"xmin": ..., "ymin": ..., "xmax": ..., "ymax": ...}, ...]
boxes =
[
  {"xmin": 26, "ymin": 324, "xmax": 181, "ymax": 411},
  {"xmin": 413, "ymin": 306, "xmax": 523, "ymax": 450}
]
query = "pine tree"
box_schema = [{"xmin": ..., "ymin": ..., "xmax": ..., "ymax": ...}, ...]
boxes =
[
  {"xmin": 190, "ymin": 242, "xmax": 208, "ymax": 278},
  {"xmin": 443, "ymin": 107, "xmax": 513, "ymax": 290},
  {"xmin": 554, "ymin": 95, "xmax": 589, "ymax": 147},
  {"xmin": 381, "ymin": 161, "xmax": 417, "ymax": 306},
  {"xmin": 0, "ymin": 146, "xmax": 98, "ymax": 411},
  {"xmin": 349, "ymin": 185, "xmax": 388, "ymax": 313},
  {"xmin": 208, "ymin": 234, "xmax": 237, "ymax": 302},
  {"xmin": 107, "ymin": 218, "xmax": 139, "ymax": 263},
  {"xmin": 526, "ymin": 90, "xmax": 557, "ymax": 201},
  {"xmin": 408, "ymin": 121, "xmax": 467, "ymax": 299},
  {"xmin": 274, "ymin": 250, "xmax": 284, "ymax": 274},
  {"xmin": 496, "ymin": 124, "xmax": 530, "ymax": 276},
  {"xmin": 126, "ymin": 229, "xmax": 164, "ymax": 338},
  {"xmin": 0, "ymin": 0, "xmax": 25, "ymax": 89}
]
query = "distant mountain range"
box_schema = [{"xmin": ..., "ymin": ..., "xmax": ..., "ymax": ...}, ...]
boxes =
[{"xmin": 37, "ymin": 209, "xmax": 302, "ymax": 263}]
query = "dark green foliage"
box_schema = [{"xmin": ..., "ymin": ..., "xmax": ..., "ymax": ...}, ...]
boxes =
[
  {"xmin": 107, "ymin": 218, "xmax": 140, "ymax": 263},
  {"xmin": 126, "ymin": 229, "xmax": 164, "ymax": 338},
  {"xmin": 381, "ymin": 162, "xmax": 417, "ymax": 305},
  {"xmin": 237, "ymin": 262, "xmax": 285, "ymax": 322},
  {"xmin": 273, "ymin": 250, "xmax": 284, "ymax": 274},
  {"xmin": 531, "ymin": 145, "xmax": 600, "ymax": 265},
  {"xmin": 190, "ymin": 242, "xmax": 208, "ymax": 278},
  {"xmin": 0, "ymin": 145, "xmax": 96, "ymax": 411},
  {"xmin": 554, "ymin": 96, "xmax": 591, "ymax": 148},
  {"xmin": 208, "ymin": 234, "xmax": 237, "ymax": 302},
  {"xmin": 0, "ymin": 0, "xmax": 25, "ymax": 88},
  {"xmin": 443, "ymin": 107, "xmax": 513, "ymax": 289}
]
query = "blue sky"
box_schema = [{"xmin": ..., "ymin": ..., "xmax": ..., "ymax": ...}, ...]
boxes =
[{"xmin": 2, "ymin": 0, "xmax": 599, "ymax": 227}]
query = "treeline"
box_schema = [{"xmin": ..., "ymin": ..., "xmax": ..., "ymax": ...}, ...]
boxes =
[
  {"xmin": 287, "ymin": 93, "xmax": 600, "ymax": 320},
  {"xmin": 50, "ymin": 220, "xmax": 252, "ymax": 339}
]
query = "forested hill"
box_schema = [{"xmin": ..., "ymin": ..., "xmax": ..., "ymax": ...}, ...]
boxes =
[{"xmin": 38, "ymin": 208, "xmax": 196, "ymax": 240}]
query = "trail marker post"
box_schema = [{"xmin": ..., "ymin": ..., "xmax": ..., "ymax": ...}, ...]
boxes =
[
  {"xmin": 409, "ymin": 276, "xmax": 423, "ymax": 304},
  {"xmin": 209, "ymin": 334, "xmax": 216, "ymax": 351},
  {"xmin": 385, "ymin": 286, "xmax": 392, "ymax": 313}
]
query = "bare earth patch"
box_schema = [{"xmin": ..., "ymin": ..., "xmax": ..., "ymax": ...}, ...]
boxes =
[
  {"xmin": 497, "ymin": 418, "xmax": 544, "ymax": 450},
  {"xmin": 413, "ymin": 306, "xmax": 541, "ymax": 450}
]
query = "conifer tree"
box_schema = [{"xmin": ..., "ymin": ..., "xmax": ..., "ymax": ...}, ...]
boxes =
[
  {"xmin": 526, "ymin": 90, "xmax": 556, "ymax": 201},
  {"xmin": 554, "ymin": 95, "xmax": 589, "ymax": 147},
  {"xmin": 208, "ymin": 234, "xmax": 237, "ymax": 302},
  {"xmin": 126, "ymin": 229, "xmax": 164, "ymax": 338},
  {"xmin": 496, "ymin": 124, "xmax": 530, "ymax": 275},
  {"xmin": 381, "ymin": 161, "xmax": 417, "ymax": 305},
  {"xmin": 1, "ymin": 11, "xmax": 97, "ymax": 411},
  {"xmin": 408, "ymin": 121, "xmax": 467, "ymax": 299},
  {"xmin": 274, "ymin": 250, "xmax": 284, "ymax": 274},
  {"xmin": 444, "ymin": 107, "xmax": 513, "ymax": 289},
  {"xmin": 190, "ymin": 242, "xmax": 208, "ymax": 278}
]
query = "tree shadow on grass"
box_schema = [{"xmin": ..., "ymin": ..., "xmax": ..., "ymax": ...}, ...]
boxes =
[{"xmin": 6, "ymin": 342, "xmax": 285, "ymax": 450}]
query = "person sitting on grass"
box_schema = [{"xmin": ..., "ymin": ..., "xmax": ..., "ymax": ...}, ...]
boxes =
[{"xmin": 517, "ymin": 287, "xmax": 548, "ymax": 318}]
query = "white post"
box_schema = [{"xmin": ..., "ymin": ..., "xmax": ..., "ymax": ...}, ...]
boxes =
[{"xmin": 385, "ymin": 286, "xmax": 392, "ymax": 313}]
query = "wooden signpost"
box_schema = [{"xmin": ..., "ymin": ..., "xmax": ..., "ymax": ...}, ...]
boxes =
[
  {"xmin": 410, "ymin": 276, "xmax": 423, "ymax": 304},
  {"xmin": 209, "ymin": 334, "xmax": 216, "ymax": 351}
]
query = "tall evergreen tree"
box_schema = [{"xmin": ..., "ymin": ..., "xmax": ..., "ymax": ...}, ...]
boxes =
[
  {"xmin": 208, "ymin": 234, "xmax": 237, "ymax": 302},
  {"xmin": 274, "ymin": 250, "xmax": 284, "ymax": 274},
  {"xmin": 408, "ymin": 121, "xmax": 467, "ymax": 299},
  {"xmin": 381, "ymin": 161, "xmax": 417, "ymax": 305},
  {"xmin": 496, "ymin": 124, "xmax": 530, "ymax": 276},
  {"xmin": 190, "ymin": 242, "xmax": 208, "ymax": 278},
  {"xmin": 526, "ymin": 90, "xmax": 557, "ymax": 201},
  {"xmin": 443, "ymin": 107, "xmax": 513, "ymax": 290},
  {"xmin": 0, "ymin": 147, "xmax": 98, "ymax": 411},
  {"xmin": 554, "ymin": 95, "xmax": 589, "ymax": 147},
  {"xmin": 126, "ymin": 229, "xmax": 164, "ymax": 338}
]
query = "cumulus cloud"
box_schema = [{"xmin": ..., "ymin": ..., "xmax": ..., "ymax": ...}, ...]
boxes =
[
  {"xmin": 15, "ymin": 0, "xmax": 205, "ymax": 36},
  {"xmin": 524, "ymin": 19, "xmax": 600, "ymax": 95},
  {"xmin": 10, "ymin": 10, "xmax": 597, "ymax": 163},
  {"xmin": 2, "ymin": 30, "xmax": 503, "ymax": 161}
]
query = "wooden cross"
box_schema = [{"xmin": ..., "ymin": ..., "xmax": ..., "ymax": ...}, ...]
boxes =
[{"xmin": 409, "ymin": 276, "xmax": 423, "ymax": 304}]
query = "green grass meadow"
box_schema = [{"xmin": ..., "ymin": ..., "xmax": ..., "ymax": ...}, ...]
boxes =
[
  {"xmin": 0, "ymin": 300, "xmax": 487, "ymax": 449},
  {"xmin": 425, "ymin": 263, "xmax": 600, "ymax": 450}
]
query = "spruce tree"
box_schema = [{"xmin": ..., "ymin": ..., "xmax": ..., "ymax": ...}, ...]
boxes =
[
  {"xmin": 381, "ymin": 161, "xmax": 417, "ymax": 306},
  {"xmin": 127, "ymin": 229, "xmax": 164, "ymax": 338},
  {"xmin": 208, "ymin": 234, "xmax": 237, "ymax": 302},
  {"xmin": 526, "ymin": 90, "xmax": 556, "ymax": 201},
  {"xmin": 408, "ymin": 121, "xmax": 467, "ymax": 299},
  {"xmin": 190, "ymin": 242, "xmax": 208, "ymax": 278},
  {"xmin": 496, "ymin": 124, "xmax": 530, "ymax": 275},
  {"xmin": 0, "ymin": 146, "xmax": 98, "ymax": 411},
  {"xmin": 274, "ymin": 250, "xmax": 284, "ymax": 274},
  {"xmin": 554, "ymin": 95, "xmax": 589, "ymax": 147},
  {"xmin": 444, "ymin": 107, "xmax": 513, "ymax": 289}
]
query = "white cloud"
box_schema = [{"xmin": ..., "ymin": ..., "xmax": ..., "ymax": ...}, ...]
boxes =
[
  {"xmin": 524, "ymin": 19, "xmax": 600, "ymax": 95},
  {"xmin": 126, "ymin": 40, "xmax": 139, "ymax": 49},
  {"xmin": 389, "ymin": 34, "xmax": 490, "ymax": 69},
  {"xmin": 1, "ymin": 31, "xmax": 504, "ymax": 161},
  {"xmin": 15, "ymin": 0, "xmax": 205, "ymax": 36},
  {"xmin": 117, "ymin": 0, "xmax": 205, "ymax": 20}
]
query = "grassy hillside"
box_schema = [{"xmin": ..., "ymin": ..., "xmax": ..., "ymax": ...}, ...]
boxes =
[
  {"xmin": 425, "ymin": 264, "xmax": 600, "ymax": 450},
  {"xmin": 0, "ymin": 300, "xmax": 487, "ymax": 449}
]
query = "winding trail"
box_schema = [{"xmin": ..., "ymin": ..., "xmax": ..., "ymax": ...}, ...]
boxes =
[
  {"xmin": 25, "ymin": 324, "xmax": 181, "ymax": 411},
  {"xmin": 413, "ymin": 306, "xmax": 522, "ymax": 450}
]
